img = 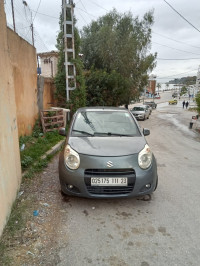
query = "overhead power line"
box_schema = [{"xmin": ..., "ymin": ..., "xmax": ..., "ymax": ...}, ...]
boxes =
[
  {"xmin": 153, "ymin": 41, "xmax": 200, "ymax": 56},
  {"xmin": 152, "ymin": 31, "xmax": 200, "ymax": 50},
  {"xmin": 163, "ymin": 0, "xmax": 200, "ymax": 33},
  {"xmin": 157, "ymin": 58, "xmax": 200, "ymax": 61},
  {"xmin": 76, "ymin": 7, "xmax": 96, "ymax": 18},
  {"xmin": 157, "ymin": 69, "xmax": 197, "ymax": 79},
  {"xmin": 76, "ymin": 9, "xmax": 89, "ymax": 25},
  {"xmin": 33, "ymin": 0, "xmax": 42, "ymax": 22},
  {"xmin": 87, "ymin": 0, "xmax": 109, "ymax": 12},
  {"xmin": 30, "ymin": 9, "xmax": 59, "ymax": 20},
  {"xmin": 79, "ymin": 0, "xmax": 94, "ymax": 20}
]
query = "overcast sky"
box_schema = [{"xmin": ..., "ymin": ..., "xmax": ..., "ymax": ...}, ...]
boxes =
[{"xmin": 4, "ymin": 0, "xmax": 200, "ymax": 83}]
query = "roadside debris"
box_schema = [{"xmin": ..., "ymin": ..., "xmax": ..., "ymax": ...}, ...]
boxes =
[
  {"xmin": 33, "ymin": 210, "xmax": 39, "ymax": 216},
  {"xmin": 17, "ymin": 191, "xmax": 24, "ymax": 198},
  {"xmin": 20, "ymin": 143, "xmax": 25, "ymax": 151}
]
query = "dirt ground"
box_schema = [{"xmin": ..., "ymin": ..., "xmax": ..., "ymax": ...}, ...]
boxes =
[{"xmin": 1, "ymin": 154, "xmax": 68, "ymax": 265}]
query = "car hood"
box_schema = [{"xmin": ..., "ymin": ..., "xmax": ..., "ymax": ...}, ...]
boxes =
[
  {"xmin": 131, "ymin": 111, "xmax": 144, "ymax": 114},
  {"xmin": 68, "ymin": 137, "xmax": 146, "ymax": 156}
]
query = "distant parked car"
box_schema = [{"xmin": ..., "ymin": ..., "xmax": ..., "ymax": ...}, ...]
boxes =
[
  {"xmin": 145, "ymin": 104, "xmax": 152, "ymax": 114},
  {"xmin": 168, "ymin": 99, "xmax": 177, "ymax": 105},
  {"xmin": 172, "ymin": 92, "xmax": 178, "ymax": 98},
  {"xmin": 58, "ymin": 107, "xmax": 158, "ymax": 198},
  {"xmin": 144, "ymin": 101, "xmax": 157, "ymax": 109},
  {"xmin": 131, "ymin": 105, "xmax": 150, "ymax": 120},
  {"xmin": 154, "ymin": 95, "xmax": 160, "ymax": 99}
]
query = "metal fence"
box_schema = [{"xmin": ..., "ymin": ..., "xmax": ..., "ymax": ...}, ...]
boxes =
[{"xmin": 4, "ymin": 0, "xmax": 49, "ymax": 52}]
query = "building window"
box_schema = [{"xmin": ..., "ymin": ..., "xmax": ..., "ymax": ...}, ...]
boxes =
[{"xmin": 44, "ymin": 58, "xmax": 50, "ymax": 64}]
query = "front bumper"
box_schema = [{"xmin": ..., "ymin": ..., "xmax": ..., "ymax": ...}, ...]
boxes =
[
  {"xmin": 133, "ymin": 114, "xmax": 144, "ymax": 120},
  {"xmin": 59, "ymin": 152, "xmax": 158, "ymax": 198}
]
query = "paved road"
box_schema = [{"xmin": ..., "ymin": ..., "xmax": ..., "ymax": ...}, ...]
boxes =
[
  {"xmin": 6, "ymin": 93, "xmax": 200, "ymax": 266},
  {"xmin": 56, "ymin": 94, "xmax": 200, "ymax": 266}
]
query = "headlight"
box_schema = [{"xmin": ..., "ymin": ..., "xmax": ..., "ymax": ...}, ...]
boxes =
[
  {"xmin": 138, "ymin": 144, "xmax": 152, "ymax": 169},
  {"xmin": 64, "ymin": 144, "xmax": 80, "ymax": 170}
]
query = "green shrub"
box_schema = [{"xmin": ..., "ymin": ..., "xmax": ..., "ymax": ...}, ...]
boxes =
[{"xmin": 21, "ymin": 155, "xmax": 33, "ymax": 169}]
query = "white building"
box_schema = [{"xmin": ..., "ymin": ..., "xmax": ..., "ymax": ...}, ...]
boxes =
[
  {"xmin": 195, "ymin": 65, "xmax": 200, "ymax": 95},
  {"xmin": 37, "ymin": 51, "xmax": 58, "ymax": 78}
]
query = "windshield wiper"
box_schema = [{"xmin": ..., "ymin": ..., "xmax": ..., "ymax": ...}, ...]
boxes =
[
  {"xmin": 72, "ymin": 129, "xmax": 94, "ymax": 136},
  {"xmin": 94, "ymin": 132, "xmax": 131, "ymax": 137}
]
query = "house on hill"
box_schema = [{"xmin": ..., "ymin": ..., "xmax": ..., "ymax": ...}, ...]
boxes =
[{"xmin": 37, "ymin": 51, "xmax": 58, "ymax": 78}]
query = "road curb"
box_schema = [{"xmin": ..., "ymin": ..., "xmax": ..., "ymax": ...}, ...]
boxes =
[
  {"xmin": 22, "ymin": 139, "xmax": 65, "ymax": 178},
  {"xmin": 41, "ymin": 139, "xmax": 65, "ymax": 160}
]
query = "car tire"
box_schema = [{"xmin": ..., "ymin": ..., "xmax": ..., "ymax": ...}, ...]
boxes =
[
  {"xmin": 154, "ymin": 177, "xmax": 158, "ymax": 191},
  {"xmin": 60, "ymin": 189, "xmax": 66, "ymax": 196}
]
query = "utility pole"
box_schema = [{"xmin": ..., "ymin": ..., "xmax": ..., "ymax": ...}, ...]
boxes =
[
  {"xmin": 62, "ymin": 0, "xmax": 76, "ymax": 101},
  {"xmin": 31, "ymin": 23, "xmax": 34, "ymax": 47},
  {"xmin": 30, "ymin": 10, "xmax": 34, "ymax": 47},
  {"xmin": 11, "ymin": 0, "xmax": 16, "ymax": 32}
]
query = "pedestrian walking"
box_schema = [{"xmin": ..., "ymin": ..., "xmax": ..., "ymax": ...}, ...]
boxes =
[
  {"xmin": 182, "ymin": 100, "xmax": 185, "ymax": 108},
  {"xmin": 185, "ymin": 101, "xmax": 189, "ymax": 109}
]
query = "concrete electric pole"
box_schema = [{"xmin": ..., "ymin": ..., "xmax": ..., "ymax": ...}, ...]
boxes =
[
  {"xmin": 11, "ymin": 0, "xmax": 16, "ymax": 32},
  {"xmin": 62, "ymin": 0, "xmax": 76, "ymax": 101}
]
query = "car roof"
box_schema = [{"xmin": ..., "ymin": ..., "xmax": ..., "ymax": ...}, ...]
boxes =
[
  {"xmin": 133, "ymin": 105, "xmax": 146, "ymax": 108},
  {"xmin": 77, "ymin": 106, "xmax": 127, "ymax": 112}
]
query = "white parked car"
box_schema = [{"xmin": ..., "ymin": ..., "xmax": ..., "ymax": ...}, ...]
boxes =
[{"xmin": 131, "ymin": 105, "xmax": 150, "ymax": 120}]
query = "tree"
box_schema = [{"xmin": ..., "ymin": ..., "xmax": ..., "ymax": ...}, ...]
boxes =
[
  {"xmin": 180, "ymin": 86, "xmax": 188, "ymax": 96},
  {"xmin": 195, "ymin": 93, "xmax": 200, "ymax": 114},
  {"xmin": 85, "ymin": 69, "xmax": 130, "ymax": 106},
  {"xmin": 54, "ymin": 14, "xmax": 86, "ymax": 113},
  {"xmin": 156, "ymin": 83, "xmax": 161, "ymax": 93},
  {"xmin": 81, "ymin": 9, "xmax": 157, "ymax": 106}
]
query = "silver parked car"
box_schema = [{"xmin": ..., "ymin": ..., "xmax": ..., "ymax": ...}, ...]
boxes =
[
  {"xmin": 131, "ymin": 105, "xmax": 150, "ymax": 120},
  {"xmin": 145, "ymin": 104, "xmax": 152, "ymax": 115},
  {"xmin": 59, "ymin": 107, "xmax": 158, "ymax": 198}
]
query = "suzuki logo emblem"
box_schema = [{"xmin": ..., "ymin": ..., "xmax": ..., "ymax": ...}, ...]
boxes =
[{"xmin": 107, "ymin": 161, "xmax": 113, "ymax": 167}]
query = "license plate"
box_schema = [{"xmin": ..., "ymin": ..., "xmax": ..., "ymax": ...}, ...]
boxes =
[{"xmin": 91, "ymin": 177, "xmax": 127, "ymax": 186}]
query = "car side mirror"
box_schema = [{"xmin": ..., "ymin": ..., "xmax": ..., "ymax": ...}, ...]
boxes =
[
  {"xmin": 59, "ymin": 127, "xmax": 66, "ymax": 136},
  {"xmin": 143, "ymin": 128, "xmax": 150, "ymax": 136}
]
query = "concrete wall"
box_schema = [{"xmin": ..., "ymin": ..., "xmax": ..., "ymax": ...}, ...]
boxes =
[
  {"xmin": 37, "ymin": 76, "xmax": 57, "ymax": 112},
  {"xmin": 7, "ymin": 29, "xmax": 38, "ymax": 136},
  {"xmin": 0, "ymin": 2, "xmax": 22, "ymax": 236},
  {"xmin": 43, "ymin": 78, "xmax": 57, "ymax": 110}
]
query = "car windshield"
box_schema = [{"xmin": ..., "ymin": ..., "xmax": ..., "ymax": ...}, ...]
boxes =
[
  {"xmin": 132, "ymin": 107, "xmax": 144, "ymax": 111},
  {"xmin": 72, "ymin": 110, "xmax": 141, "ymax": 137}
]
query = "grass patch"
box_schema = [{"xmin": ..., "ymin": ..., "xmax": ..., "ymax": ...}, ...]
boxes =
[
  {"xmin": 20, "ymin": 130, "xmax": 64, "ymax": 171},
  {"xmin": 0, "ymin": 197, "xmax": 31, "ymax": 265},
  {"xmin": 188, "ymin": 107, "xmax": 198, "ymax": 112},
  {"xmin": 23, "ymin": 154, "xmax": 55, "ymax": 179}
]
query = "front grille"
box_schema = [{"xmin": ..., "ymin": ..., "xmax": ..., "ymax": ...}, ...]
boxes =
[
  {"xmin": 87, "ymin": 186, "xmax": 134, "ymax": 195},
  {"xmin": 85, "ymin": 168, "xmax": 135, "ymax": 176},
  {"xmin": 84, "ymin": 168, "xmax": 135, "ymax": 195}
]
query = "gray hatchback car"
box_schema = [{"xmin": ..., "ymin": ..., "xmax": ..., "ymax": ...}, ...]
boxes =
[{"xmin": 59, "ymin": 107, "xmax": 158, "ymax": 198}]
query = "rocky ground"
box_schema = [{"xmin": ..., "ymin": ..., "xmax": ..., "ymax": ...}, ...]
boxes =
[{"xmin": 1, "ymin": 154, "xmax": 68, "ymax": 265}]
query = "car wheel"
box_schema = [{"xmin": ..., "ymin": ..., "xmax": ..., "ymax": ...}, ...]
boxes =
[
  {"xmin": 60, "ymin": 189, "xmax": 66, "ymax": 196},
  {"xmin": 154, "ymin": 177, "xmax": 158, "ymax": 191}
]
